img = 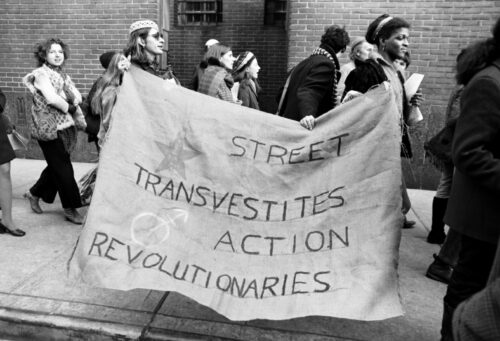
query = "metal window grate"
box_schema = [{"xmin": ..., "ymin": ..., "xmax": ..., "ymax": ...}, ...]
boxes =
[
  {"xmin": 177, "ymin": 0, "xmax": 223, "ymax": 26},
  {"xmin": 264, "ymin": 0, "xmax": 287, "ymax": 27}
]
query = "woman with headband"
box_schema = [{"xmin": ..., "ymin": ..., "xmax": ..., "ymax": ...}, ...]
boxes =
[
  {"xmin": 232, "ymin": 51, "xmax": 261, "ymax": 110},
  {"xmin": 343, "ymin": 14, "xmax": 424, "ymax": 229}
]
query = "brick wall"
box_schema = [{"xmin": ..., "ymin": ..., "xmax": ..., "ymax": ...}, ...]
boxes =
[
  {"xmin": 287, "ymin": 0, "xmax": 500, "ymax": 189},
  {"xmin": 167, "ymin": 0, "xmax": 288, "ymax": 113},
  {"xmin": 1, "ymin": 0, "xmax": 498, "ymax": 189},
  {"xmin": 0, "ymin": 0, "xmax": 159, "ymax": 161}
]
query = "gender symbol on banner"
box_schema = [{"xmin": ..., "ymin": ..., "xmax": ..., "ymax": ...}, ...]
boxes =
[{"xmin": 130, "ymin": 208, "xmax": 188, "ymax": 247}]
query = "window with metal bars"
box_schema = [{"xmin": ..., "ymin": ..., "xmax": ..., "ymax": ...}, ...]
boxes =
[
  {"xmin": 177, "ymin": 0, "xmax": 223, "ymax": 26},
  {"xmin": 264, "ymin": 0, "xmax": 287, "ymax": 27}
]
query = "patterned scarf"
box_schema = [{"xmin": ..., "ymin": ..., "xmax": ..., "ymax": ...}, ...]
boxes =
[{"xmin": 311, "ymin": 46, "xmax": 341, "ymax": 108}]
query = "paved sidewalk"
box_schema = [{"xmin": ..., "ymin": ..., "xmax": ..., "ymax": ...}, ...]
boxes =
[{"xmin": 0, "ymin": 158, "xmax": 447, "ymax": 341}]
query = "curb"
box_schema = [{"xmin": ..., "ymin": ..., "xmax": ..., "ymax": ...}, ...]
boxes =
[{"xmin": 0, "ymin": 307, "xmax": 225, "ymax": 341}]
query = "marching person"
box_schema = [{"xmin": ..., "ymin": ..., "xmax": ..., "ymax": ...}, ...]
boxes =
[
  {"xmin": 232, "ymin": 51, "xmax": 261, "ymax": 110},
  {"xmin": 336, "ymin": 37, "xmax": 373, "ymax": 104},
  {"xmin": 124, "ymin": 20, "xmax": 180, "ymax": 84},
  {"xmin": 343, "ymin": 14, "xmax": 424, "ymax": 229},
  {"xmin": 440, "ymin": 17, "xmax": 500, "ymax": 340},
  {"xmin": 22, "ymin": 38, "xmax": 87, "ymax": 224},
  {"xmin": 277, "ymin": 25, "xmax": 349, "ymax": 130},
  {"xmin": 197, "ymin": 44, "xmax": 239, "ymax": 104},
  {"xmin": 0, "ymin": 89, "xmax": 25, "ymax": 236},
  {"xmin": 188, "ymin": 38, "xmax": 220, "ymax": 91}
]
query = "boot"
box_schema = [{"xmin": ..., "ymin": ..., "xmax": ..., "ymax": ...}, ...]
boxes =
[
  {"xmin": 426, "ymin": 254, "xmax": 453, "ymax": 284},
  {"xmin": 427, "ymin": 197, "xmax": 447, "ymax": 244},
  {"xmin": 64, "ymin": 208, "xmax": 84, "ymax": 225}
]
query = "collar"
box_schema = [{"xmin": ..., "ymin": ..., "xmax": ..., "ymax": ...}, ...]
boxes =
[
  {"xmin": 44, "ymin": 63, "xmax": 63, "ymax": 73},
  {"xmin": 371, "ymin": 51, "xmax": 398, "ymax": 72}
]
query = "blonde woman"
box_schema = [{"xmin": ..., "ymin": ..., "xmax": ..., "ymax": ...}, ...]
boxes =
[{"xmin": 337, "ymin": 37, "xmax": 373, "ymax": 103}]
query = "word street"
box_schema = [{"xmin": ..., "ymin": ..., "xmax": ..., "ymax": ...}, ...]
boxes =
[{"xmin": 230, "ymin": 133, "xmax": 350, "ymax": 164}]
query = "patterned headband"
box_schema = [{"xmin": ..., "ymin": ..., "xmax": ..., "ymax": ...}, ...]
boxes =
[
  {"xmin": 234, "ymin": 52, "xmax": 255, "ymax": 73},
  {"xmin": 372, "ymin": 16, "xmax": 393, "ymax": 42}
]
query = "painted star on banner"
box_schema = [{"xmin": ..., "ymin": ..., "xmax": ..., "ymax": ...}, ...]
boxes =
[{"xmin": 155, "ymin": 131, "xmax": 202, "ymax": 178}]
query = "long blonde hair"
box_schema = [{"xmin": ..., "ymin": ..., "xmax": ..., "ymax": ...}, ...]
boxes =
[{"xmin": 91, "ymin": 53, "xmax": 124, "ymax": 115}]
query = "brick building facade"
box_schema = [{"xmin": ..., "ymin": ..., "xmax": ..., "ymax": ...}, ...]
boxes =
[
  {"xmin": 0, "ymin": 0, "xmax": 498, "ymax": 188},
  {"xmin": 285, "ymin": 0, "xmax": 499, "ymax": 189}
]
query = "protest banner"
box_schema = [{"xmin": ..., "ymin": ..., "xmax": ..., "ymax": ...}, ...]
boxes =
[{"xmin": 69, "ymin": 66, "xmax": 404, "ymax": 321}]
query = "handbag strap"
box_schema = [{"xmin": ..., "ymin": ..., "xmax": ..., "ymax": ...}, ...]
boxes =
[{"xmin": 276, "ymin": 69, "xmax": 294, "ymax": 116}]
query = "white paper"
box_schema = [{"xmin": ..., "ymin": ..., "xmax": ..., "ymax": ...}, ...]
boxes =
[{"xmin": 404, "ymin": 73, "xmax": 424, "ymax": 101}]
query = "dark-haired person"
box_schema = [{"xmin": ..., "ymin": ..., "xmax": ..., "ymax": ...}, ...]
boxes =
[
  {"xmin": 277, "ymin": 25, "xmax": 349, "ymax": 130},
  {"xmin": 188, "ymin": 38, "xmax": 220, "ymax": 91},
  {"xmin": 22, "ymin": 38, "xmax": 86, "ymax": 224},
  {"xmin": 0, "ymin": 89, "xmax": 25, "ymax": 236},
  {"xmin": 343, "ymin": 14, "xmax": 423, "ymax": 229},
  {"xmin": 124, "ymin": 20, "xmax": 179, "ymax": 84},
  {"xmin": 233, "ymin": 51, "xmax": 261, "ymax": 110},
  {"xmin": 197, "ymin": 44, "xmax": 239, "ymax": 103},
  {"xmin": 440, "ymin": 17, "xmax": 500, "ymax": 341}
]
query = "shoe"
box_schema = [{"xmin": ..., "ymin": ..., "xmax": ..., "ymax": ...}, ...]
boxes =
[
  {"xmin": 427, "ymin": 229, "xmax": 446, "ymax": 244},
  {"xmin": 64, "ymin": 208, "xmax": 84, "ymax": 225},
  {"xmin": 24, "ymin": 191, "xmax": 43, "ymax": 214},
  {"xmin": 0, "ymin": 221, "xmax": 26, "ymax": 237},
  {"xmin": 402, "ymin": 218, "xmax": 416, "ymax": 229},
  {"xmin": 426, "ymin": 254, "xmax": 452, "ymax": 284}
]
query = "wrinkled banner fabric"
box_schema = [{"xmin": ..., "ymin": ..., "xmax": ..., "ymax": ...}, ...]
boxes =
[{"xmin": 69, "ymin": 66, "xmax": 404, "ymax": 321}]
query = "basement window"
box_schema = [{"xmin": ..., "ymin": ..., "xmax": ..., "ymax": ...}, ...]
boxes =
[
  {"xmin": 264, "ymin": 0, "xmax": 287, "ymax": 27},
  {"xmin": 177, "ymin": 0, "xmax": 223, "ymax": 26}
]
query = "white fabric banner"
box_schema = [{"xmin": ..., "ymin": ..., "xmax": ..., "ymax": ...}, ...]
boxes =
[{"xmin": 69, "ymin": 66, "xmax": 404, "ymax": 321}]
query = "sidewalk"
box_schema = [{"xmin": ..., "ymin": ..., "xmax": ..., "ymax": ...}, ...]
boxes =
[{"xmin": 0, "ymin": 158, "xmax": 447, "ymax": 341}]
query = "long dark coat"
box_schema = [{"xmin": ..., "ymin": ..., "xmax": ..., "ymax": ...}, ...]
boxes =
[
  {"xmin": 444, "ymin": 60, "xmax": 500, "ymax": 244},
  {"xmin": 278, "ymin": 54, "xmax": 336, "ymax": 121}
]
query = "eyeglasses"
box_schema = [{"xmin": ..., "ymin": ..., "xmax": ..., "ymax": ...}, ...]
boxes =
[{"xmin": 149, "ymin": 32, "xmax": 164, "ymax": 40}]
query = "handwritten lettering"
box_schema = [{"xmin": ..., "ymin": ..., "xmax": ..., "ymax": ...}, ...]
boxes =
[{"xmin": 87, "ymin": 232, "xmax": 332, "ymax": 299}]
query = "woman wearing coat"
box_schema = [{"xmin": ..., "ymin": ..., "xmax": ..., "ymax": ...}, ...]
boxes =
[
  {"xmin": 232, "ymin": 51, "xmax": 261, "ymax": 110},
  {"xmin": 197, "ymin": 44, "xmax": 238, "ymax": 104},
  {"xmin": 440, "ymin": 19, "xmax": 500, "ymax": 340},
  {"xmin": 343, "ymin": 14, "xmax": 424, "ymax": 229}
]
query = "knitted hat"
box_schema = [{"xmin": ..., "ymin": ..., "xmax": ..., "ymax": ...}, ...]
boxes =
[
  {"xmin": 205, "ymin": 39, "xmax": 219, "ymax": 48},
  {"xmin": 129, "ymin": 20, "xmax": 158, "ymax": 35},
  {"xmin": 233, "ymin": 51, "xmax": 255, "ymax": 73},
  {"xmin": 99, "ymin": 51, "xmax": 116, "ymax": 69}
]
